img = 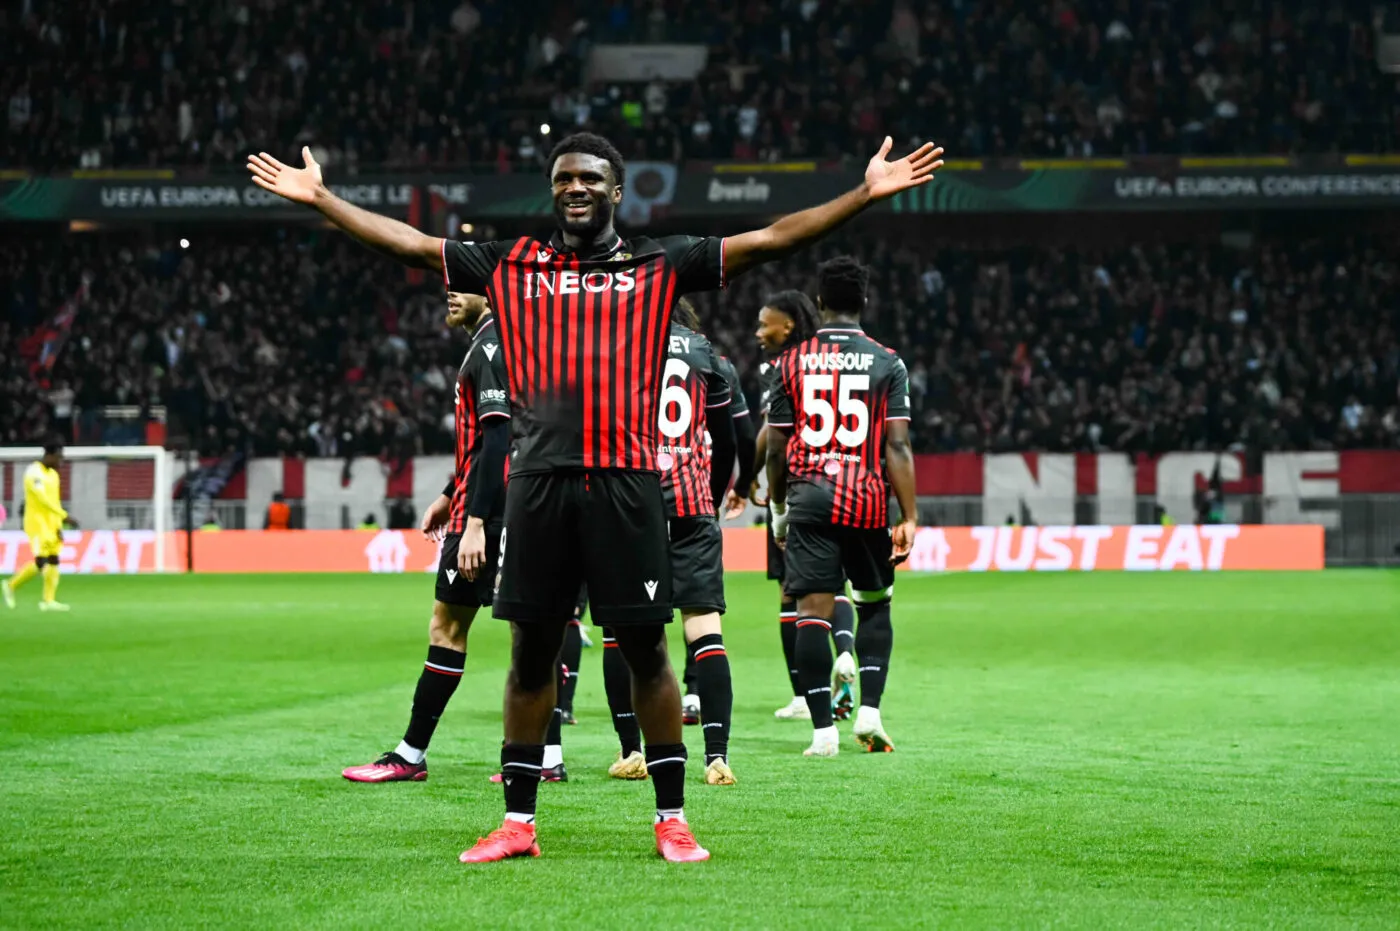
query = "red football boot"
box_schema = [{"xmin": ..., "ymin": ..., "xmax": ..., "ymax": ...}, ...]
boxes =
[
  {"xmin": 459, "ymin": 820, "xmax": 541, "ymax": 863},
  {"xmin": 341, "ymin": 752, "xmax": 427, "ymax": 783},
  {"xmin": 654, "ymin": 820, "xmax": 711, "ymax": 863}
]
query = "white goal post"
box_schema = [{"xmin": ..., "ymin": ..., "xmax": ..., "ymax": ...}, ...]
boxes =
[{"xmin": 0, "ymin": 445, "xmax": 173, "ymax": 573}]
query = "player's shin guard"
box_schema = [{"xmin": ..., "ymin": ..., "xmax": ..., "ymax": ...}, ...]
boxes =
[
  {"xmin": 689, "ymin": 634, "xmax": 732, "ymax": 764},
  {"xmin": 646, "ymin": 743, "xmax": 687, "ymax": 817},
  {"xmin": 855, "ymin": 600, "xmax": 893, "ymax": 709},
  {"xmin": 559, "ymin": 622, "xmax": 582, "ymax": 715},
  {"xmin": 501, "ymin": 743, "xmax": 545, "ymax": 820},
  {"xmin": 780, "ymin": 599, "xmax": 800, "ymax": 696},
  {"xmin": 831, "ymin": 594, "xmax": 856, "ymax": 656},
  {"xmin": 602, "ymin": 630, "xmax": 642, "ymax": 757},
  {"xmin": 796, "ymin": 617, "xmax": 835, "ymax": 728},
  {"xmin": 401, "ymin": 645, "xmax": 465, "ymax": 753}
]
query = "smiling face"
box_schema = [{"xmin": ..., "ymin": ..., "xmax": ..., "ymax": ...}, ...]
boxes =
[
  {"xmin": 756, "ymin": 305, "xmax": 795, "ymax": 354},
  {"xmin": 551, "ymin": 152, "xmax": 622, "ymax": 240}
]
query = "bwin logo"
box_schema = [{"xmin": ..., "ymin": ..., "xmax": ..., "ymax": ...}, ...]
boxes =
[{"xmin": 524, "ymin": 269, "xmax": 636, "ymax": 298}]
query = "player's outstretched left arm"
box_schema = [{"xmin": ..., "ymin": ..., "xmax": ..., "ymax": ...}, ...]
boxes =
[
  {"xmin": 722, "ymin": 137, "xmax": 944, "ymax": 280},
  {"xmin": 885, "ymin": 420, "xmax": 918, "ymax": 564}
]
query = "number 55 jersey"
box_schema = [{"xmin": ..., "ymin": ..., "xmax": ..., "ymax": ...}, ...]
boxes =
[{"xmin": 766, "ymin": 325, "xmax": 911, "ymax": 528}]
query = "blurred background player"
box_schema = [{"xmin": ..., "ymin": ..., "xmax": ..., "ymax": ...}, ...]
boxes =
[
  {"xmin": 751, "ymin": 293, "xmax": 860, "ymax": 720},
  {"xmin": 2, "ymin": 440, "xmax": 74, "ymax": 612},
  {"xmin": 766, "ymin": 258, "xmax": 918, "ymax": 757},
  {"xmin": 341, "ymin": 292, "xmax": 524, "ymax": 782},
  {"xmin": 601, "ymin": 298, "xmax": 740, "ymax": 785}
]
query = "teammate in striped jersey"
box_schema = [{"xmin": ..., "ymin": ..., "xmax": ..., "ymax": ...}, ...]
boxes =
[
  {"xmin": 250, "ymin": 132, "xmax": 942, "ymax": 864},
  {"xmin": 766, "ymin": 258, "xmax": 918, "ymax": 757},
  {"xmin": 601, "ymin": 298, "xmax": 742, "ymax": 785},
  {"xmin": 341, "ymin": 293, "xmax": 525, "ymax": 782},
  {"xmin": 752, "ymin": 294, "xmax": 861, "ymax": 721}
]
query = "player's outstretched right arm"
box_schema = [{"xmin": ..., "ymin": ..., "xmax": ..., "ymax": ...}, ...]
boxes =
[{"xmin": 247, "ymin": 147, "xmax": 443, "ymax": 270}]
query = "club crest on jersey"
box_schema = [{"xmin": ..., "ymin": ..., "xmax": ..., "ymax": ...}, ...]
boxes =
[{"xmin": 524, "ymin": 269, "xmax": 636, "ymax": 298}]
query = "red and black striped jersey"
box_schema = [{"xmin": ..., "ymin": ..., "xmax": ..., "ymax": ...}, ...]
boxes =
[
  {"xmin": 448, "ymin": 316, "xmax": 511, "ymax": 533},
  {"xmin": 767, "ymin": 326, "xmax": 911, "ymax": 528},
  {"xmin": 658, "ymin": 322, "xmax": 731, "ymax": 519},
  {"xmin": 441, "ymin": 232, "xmax": 725, "ymax": 475}
]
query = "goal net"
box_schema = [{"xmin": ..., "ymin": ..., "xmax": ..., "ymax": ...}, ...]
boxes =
[{"xmin": 0, "ymin": 446, "xmax": 173, "ymax": 574}]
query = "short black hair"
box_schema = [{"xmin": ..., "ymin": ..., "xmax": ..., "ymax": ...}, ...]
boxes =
[
  {"xmin": 43, "ymin": 439, "xmax": 63, "ymax": 455},
  {"xmin": 817, "ymin": 256, "xmax": 870, "ymax": 316},
  {"xmin": 763, "ymin": 289, "xmax": 820, "ymax": 347},
  {"xmin": 674, "ymin": 297, "xmax": 701, "ymax": 333},
  {"xmin": 545, "ymin": 132, "xmax": 626, "ymax": 186}
]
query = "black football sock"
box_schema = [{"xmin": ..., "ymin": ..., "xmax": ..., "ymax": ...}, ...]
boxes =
[
  {"xmin": 401, "ymin": 645, "xmax": 465, "ymax": 754},
  {"xmin": 559, "ymin": 622, "xmax": 582, "ymax": 714},
  {"xmin": 689, "ymin": 634, "xmax": 732, "ymax": 764},
  {"xmin": 831, "ymin": 595, "xmax": 856, "ymax": 656},
  {"xmin": 780, "ymin": 599, "xmax": 801, "ymax": 696},
  {"xmin": 682, "ymin": 648, "xmax": 698, "ymax": 697},
  {"xmin": 855, "ymin": 601, "xmax": 894, "ymax": 709},
  {"xmin": 501, "ymin": 743, "xmax": 545, "ymax": 820},
  {"xmin": 545, "ymin": 705, "xmax": 563, "ymax": 748},
  {"xmin": 646, "ymin": 743, "xmax": 688, "ymax": 817},
  {"xmin": 602, "ymin": 630, "xmax": 642, "ymax": 757},
  {"xmin": 795, "ymin": 617, "xmax": 835, "ymax": 728}
]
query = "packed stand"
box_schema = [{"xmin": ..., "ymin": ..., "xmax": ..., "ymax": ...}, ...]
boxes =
[
  {"xmin": 5, "ymin": 228, "xmax": 1398, "ymax": 457},
  {"xmin": 4, "ymin": 0, "xmax": 1397, "ymax": 171}
]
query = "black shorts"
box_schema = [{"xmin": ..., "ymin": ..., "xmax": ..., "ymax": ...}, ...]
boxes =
[
  {"xmin": 766, "ymin": 520, "xmax": 785, "ymax": 581},
  {"xmin": 493, "ymin": 470, "xmax": 672, "ymax": 625},
  {"xmin": 435, "ymin": 525, "xmax": 502, "ymax": 607},
  {"xmin": 670, "ymin": 515, "xmax": 725, "ymax": 615},
  {"xmin": 783, "ymin": 522, "xmax": 894, "ymax": 599}
]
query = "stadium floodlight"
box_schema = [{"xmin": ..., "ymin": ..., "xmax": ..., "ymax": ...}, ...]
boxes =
[{"xmin": 0, "ymin": 445, "xmax": 173, "ymax": 572}]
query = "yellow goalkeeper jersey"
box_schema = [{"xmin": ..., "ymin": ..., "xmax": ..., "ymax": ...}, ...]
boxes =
[{"xmin": 23, "ymin": 461, "xmax": 67, "ymax": 539}]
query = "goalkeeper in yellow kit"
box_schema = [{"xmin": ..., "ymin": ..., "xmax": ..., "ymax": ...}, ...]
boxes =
[{"xmin": 2, "ymin": 441, "xmax": 74, "ymax": 612}]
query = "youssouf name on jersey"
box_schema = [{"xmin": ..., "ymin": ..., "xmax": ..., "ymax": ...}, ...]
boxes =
[{"xmin": 798, "ymin": 351, "xmax": 876, "ymax": 371}]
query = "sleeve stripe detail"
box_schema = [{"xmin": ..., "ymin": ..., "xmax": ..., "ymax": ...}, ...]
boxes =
[
  {"xmin": 718, "ymin": 237, "xmax": 727, "ymax": 290},
  {"xmin": 440, "ymin": 239, "xmax": 451, "ymax": 291},
  {"xmin": 886, "ymin": 416, "xmax": 912, "ymax": 421},
  {"xmin": 733, "ymin": 410, "xmax": 751, "ymax": 418},
  {"xmin": 478, "ymin": 411, "xmax": 511, "ymax": 420},
  {"xmin": 766, "ymin": 420, "xmax": 795, "ymax": 428},
  {"xmin": 705, "ymin": 398, "xmax": 731, "ymax": 409}
]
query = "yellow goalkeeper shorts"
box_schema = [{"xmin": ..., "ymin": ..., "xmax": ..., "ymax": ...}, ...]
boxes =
[{"xmin": 28, "ymin": 534, "xmax": 63, "ymax": 559}]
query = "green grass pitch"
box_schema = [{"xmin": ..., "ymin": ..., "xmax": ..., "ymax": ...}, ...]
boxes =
[{"xmin": 1, "ymin": 570, "xmax": 1398, "ymax": 928}]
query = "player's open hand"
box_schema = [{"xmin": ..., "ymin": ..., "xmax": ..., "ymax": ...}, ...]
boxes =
[
  {"xmin": 247, "ymin": 146, "xmax": 323, "ymax": 205},
  {"xmin": 420, "ymin": 494, "xmax": 451, "ymax": 543},
  {"xmin": 721, "ymin": 489, "xmax": 747, "ymax": 521},
  {"xmin": 864, "ymin": 137, "xmax": 944, "ymax": 202},
  {"xmin": 748, "ymin": 478, "xmax": 768, "ymax": 509},
  {"xmin": 891, "ymin": 519, "xmax": 917, "ymax": 565},
  {"xmin": 460, "ymin": 518, "xmax": 487, "ymax": 581}
]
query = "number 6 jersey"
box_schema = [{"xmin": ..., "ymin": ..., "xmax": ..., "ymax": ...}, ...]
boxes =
[
  {"xmin": 658, "ymin": 321, "xmax": 731, "ymax": 518},
  {"xmin": 766, "ymin": 325, "xmax": 911, "ymax": 528}
]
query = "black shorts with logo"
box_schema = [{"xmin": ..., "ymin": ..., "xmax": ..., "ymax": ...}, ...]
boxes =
[
  {"xmin": 494, "ymin": 470, "xmax": 673, "ymax": 625},
  {"xmin": 435, "ymin": 524, "xmax": 503, "ymax": 607},
  {"xmin": 783, "ymin": 522, "xmax": 894, "ymax": 599},
  {"xmin": 670, "ymin": 515, "xmax": 725, "ymax": 615}
]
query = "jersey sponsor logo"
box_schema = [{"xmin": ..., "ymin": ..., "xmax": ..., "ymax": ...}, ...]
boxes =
[
  {"xmin": 644, "ymin": 579, "xmax": 659, "ymax": 600},
  {"xmin": 479, "ymin": 389, "xmax": 507, "ymax": 403},
  {"xmin": 522, "ymin": 269, "xmax": 636, "ymax": 298},
  {"xmin": 798, "ymin": 351, "xmax": 876, "ymax": 371},
  {"xmin": 483, "ymin": 343, "xmax": 498, "ymax": 360}
]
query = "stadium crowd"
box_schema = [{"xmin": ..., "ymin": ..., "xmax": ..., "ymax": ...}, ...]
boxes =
[
  {"xmin": 5, "ymin": 228, "xmax": 1398, "ymax": 457},
  {"xmin": 4, "ymin": 0, "xmax": 1395, "ymax": 170}
]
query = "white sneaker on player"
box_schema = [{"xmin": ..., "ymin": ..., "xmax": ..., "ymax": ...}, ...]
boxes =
[
  {"xmin": 773, "ymin": 696, "xmax": 810, "ymax": 720},
  {"xmin": 2, "ymin": 581, "xmax": 15, "ymax": 610},
  {"xmin": 803, "ymin": 726, "xmax": 839, "ymax": 757},
  {"xmin": 833, "ymin": 651, "xmax": 858, "ymax": 684},
  {"xmin": 853, "ymin": 706, "xmax": 895, "ymax": 753},
  {"xmin": 39, "ymin": 601, "xmax": 71, "ymax": 613}
]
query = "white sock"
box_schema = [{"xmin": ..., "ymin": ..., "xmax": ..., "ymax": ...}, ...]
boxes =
[
  {"xmin": 504, "ymin": 812, "xmax": 535, "ymax": 825},
  {"xmin": 655, "ymin": 808, "xmax": 686, "ymax": 824},
  {"xmin": 542, "ymin": 744, "xmax": 563, "ymax": 769},
  {"xmin": 394, "ymin": 740, "xmax": 425, "ymax": 765},
  {"xmin": 854, "ymin": 706, "xmax": 882, "ymax": 731},
  {"xmin": 812, "ymin": 725, "xmax": 839, "ymax": 744}
]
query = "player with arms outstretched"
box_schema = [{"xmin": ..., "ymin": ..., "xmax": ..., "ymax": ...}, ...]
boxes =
[
  {"xmin": 3, "ymin": 440, "xmax": 73, "ymax": 612},
  {"xmin": 341, "ymin": 292, "xmax": 520, "ymax": 781},
  {"xmin": 766, "ymin": 258, "xmax": 918, "ymax": 757},
  {"xmin": 248, "ymin": 132, "xmax": 942, "ymax": 863}
]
